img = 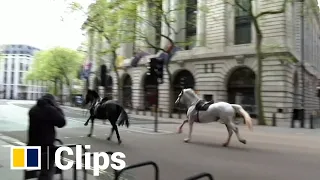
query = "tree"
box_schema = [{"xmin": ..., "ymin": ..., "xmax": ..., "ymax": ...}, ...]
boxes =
[
  {"xmin": 119, "ymin": 0, "xmax": 204, "ymax": 116},
  {"xmin": 26, "ymin": 47, "xmax": 83, "ymax": 103},
  {"xmin": 70, "ymin": 0, "xmax": 135, "ymax": 102},
  {"xmin": 224, "ymin": 0, "xmax": 290, "ymax": 125}
]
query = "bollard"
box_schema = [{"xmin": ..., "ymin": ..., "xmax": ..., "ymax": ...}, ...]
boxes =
[
  {"xmin": 310, "ymin": 114, "xmax": 314, "ymax": 129},
  {"xmin": 272, "ymin": 113, "xmax": 276, "ymax": 126},
  {"xmin": 159, "ymin": 108, "xmax": 162, "ymax": 117}
]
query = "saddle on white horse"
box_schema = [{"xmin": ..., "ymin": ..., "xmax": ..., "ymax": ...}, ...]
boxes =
[{"xmin": 194, "ymin": 100, "xmax": 215, "ymax": 122}]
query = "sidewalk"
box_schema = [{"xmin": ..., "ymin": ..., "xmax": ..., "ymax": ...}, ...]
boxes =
[
  {"xmin": 62, "ymin": 105, "xmax": 320, "ymax": 135},
  {"xmin": 0, "ymin": 139, "xmax": 22, "ymax": 180},
  {"xmin": 0, "ymin": 139, "xmax": 99, "ymax": 180}
]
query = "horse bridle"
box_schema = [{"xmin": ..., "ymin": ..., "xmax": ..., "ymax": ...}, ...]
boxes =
[
  {"xmin": 175, "ymin": 89, "xmax": 184, "ymax": 104},
  {"xmin": 176, "ymin": 89, "xmax": 199, "ymax": 106}
]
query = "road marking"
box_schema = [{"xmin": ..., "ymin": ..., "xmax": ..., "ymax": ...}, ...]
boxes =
[
  {"xmin": 14, "ymin": 141, "xmax": 26, "ymax": 146},
  {"xmin": 64, "ymin": 137, "xmax": 70, "ymax": 139},
  {"xmin": 2, "ymin": 145, "xmax": 12, "ymax": 147}
]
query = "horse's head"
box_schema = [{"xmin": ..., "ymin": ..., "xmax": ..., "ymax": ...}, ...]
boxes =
[
  {"xmin": 175, "ymin": 89, "xmax": 186, "ymax": 105},
  {"xmin": 175, "ymin": 88, "xmax": 199, "ymax": 107},
  {"xmin": 84, "ymin": 89, "xmax": 100, "ymax": 106}
]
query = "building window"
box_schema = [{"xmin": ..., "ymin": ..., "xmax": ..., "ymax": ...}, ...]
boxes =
[
  {"xmin": 155, "ymin": 4, "xmax": 162, "ymax": 49},
  {"xmin": 234, "ymin": 0, "xmax": 252, "ymax": 44},
  {"xmin": 20, "ymin": 63, "xmax": 23, "ymax": 71},
  {"xmin": 185, "ymin": 0, "xmax": 197, "ymax": 50},
  {"xmin": 147, "ymin": 1, "xmax": 162, "ymax": 50},
  {"xmin": 3, "ymin": 85, "xmax": 6, "ymax": 98},
  {"xmin": 4, "ymin": 58, "xmax": 7, "ymax": 70},
  {"xmin": 11, "ymin": 72, "xmax": 14, "ymax": 84},
  {"xmin": 4, "ymin": 72, "xmax": 7, "ymax": 83},
  {"xmin": 26, "ymin": 65, "xmax": 29, "ymax": 71},
  {"xmin": 204, "ymin": 64, "xmax": 214, "ymax": 73},
  {"xmin": 11, "ymin": 61, "xmax": 14, "ymax": 69},
  {"xmin": 19, "ymin": 72, "xmax": 23, "ymax": 84},
  {"xmin": 210, "ymin": 63, "xmax": 215, "ymax": 73},
  {"xmin": 203, "ymin": 94, "xmax": 213, "ymax": 101}
]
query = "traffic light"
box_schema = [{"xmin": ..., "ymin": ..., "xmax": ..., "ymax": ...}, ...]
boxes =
[
  {"xmin": 156, "ymin": 57, "xmax": 164, "ymax": 82},
  {"xmin": 147, "ymin": 58, "xmax": 157, "ymax": 76},
  {"xmin": 100, "ymin": 65, "xmax": 107, "ymax": 86},
  {"xmin": 147, "ymin": 57, "xmax": 164, "ymax": 84}
]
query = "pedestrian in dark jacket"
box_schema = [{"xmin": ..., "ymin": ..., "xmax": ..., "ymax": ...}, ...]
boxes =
[{"xmin": 27, "ymin": 94, "xmax": 66, "ymax": 180}]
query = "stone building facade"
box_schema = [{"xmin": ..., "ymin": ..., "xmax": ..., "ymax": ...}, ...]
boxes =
[{"xmin": 87, "ymin": 0, "xmax": 320, "ymax": 126}]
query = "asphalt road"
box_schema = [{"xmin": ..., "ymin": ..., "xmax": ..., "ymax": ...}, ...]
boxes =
[{"xmin": 1, "ymin": 100, "xmax": 320, "ymax": 180}]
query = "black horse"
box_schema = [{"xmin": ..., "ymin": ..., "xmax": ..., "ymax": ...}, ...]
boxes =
[{"xmin": 83, "ymin": 89, "xmax": 129, "ymax": 144}]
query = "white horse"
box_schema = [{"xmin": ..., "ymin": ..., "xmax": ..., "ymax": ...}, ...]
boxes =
[{"xmin": 175, "ymin": 88, "xmax": 253, "ymax": 147}]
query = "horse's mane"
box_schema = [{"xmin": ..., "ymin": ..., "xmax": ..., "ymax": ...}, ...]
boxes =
[
  {"xmin": 184, "ymin": 88, "xmax": 200, "ymax": 100},
  {"xmin": 89, "ymin": 89, "xmax": 100, "ymax": 98}
]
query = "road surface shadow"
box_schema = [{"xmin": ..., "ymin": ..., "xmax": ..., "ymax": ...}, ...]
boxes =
[
  {"xmin": 84, "ymin": 135, "xmax": 134, "ymax": 149},
  {"xmin": 189, "ymin": 141, "xmax": 251, "ymax": 152},
  {"xmin": 188, "ymin": 140, "xmax": 301, "ymax": 156}
]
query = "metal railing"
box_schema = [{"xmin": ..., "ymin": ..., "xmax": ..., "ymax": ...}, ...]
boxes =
[
  {"xmin": 24, "ymin": 139, "xmax": 64, "ymax": 180},
  {"xmin": 185, "ymin": 172, "xmax": 215, "ymax": 180},
  {"xmin": 24, "ymin": 139, "xmax": 88, "ymax": 180}
]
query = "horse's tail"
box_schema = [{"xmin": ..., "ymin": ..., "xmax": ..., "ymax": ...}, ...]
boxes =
[
  {"xmin": 231, "ymin": 104, "xmax": 253, "ymax": 131},
  {"xmin": 117, "ymin": 106, "xmax": 129, "ymax": 128}
]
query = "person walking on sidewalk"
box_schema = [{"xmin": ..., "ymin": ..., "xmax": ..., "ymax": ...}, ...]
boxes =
[{"xmin": 27, "ymin": 94, "xmax": 66, "ymax": 180}]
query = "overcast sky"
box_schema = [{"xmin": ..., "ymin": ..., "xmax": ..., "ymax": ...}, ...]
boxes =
[
  {"xmin": 0, "ymin": 0, "xmax": 319, "ymax": 50},
  {"xmin": 0, "ymin": 0, "xmax": 93, "ymax": 50}
]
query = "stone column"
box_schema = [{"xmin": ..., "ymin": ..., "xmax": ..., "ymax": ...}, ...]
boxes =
[
  {"xmin": 161, "ymin": 0, "xmax": 170, "ymax": 48},
  {"xmin": 119, "ymin": 18, "xmax": 134, "ymax": 58},
  {"xmin": 170, "ymin": 0, "xmax": 186, "ymax": 43},
  {"xmin": 88, "ymin": 30, "xmax": 96, "ymax": 90},
  {"xmin": 196, "ymin": 0, "xmax": 206, "ymax": 47}
]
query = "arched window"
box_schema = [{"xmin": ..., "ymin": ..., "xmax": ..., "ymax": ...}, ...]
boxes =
[{"xmin": 185, "ymin": 0, "xmax": 197, "ymax": 50}]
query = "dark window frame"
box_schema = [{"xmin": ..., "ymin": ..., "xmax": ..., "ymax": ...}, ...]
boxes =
[
  {"xmin": 11, "ymin": 72, "xmax": 14, "ymax": 84},
  {"xmin": 185, "ymin": 0, "xmax": 197, "ymax": 50},
  {"xmin": 210, "ymin": 63, "xmax": 215, "ymax": 73},
  {"xmin": 204, "ymin": 64, "xmax": 208, "ymax": 73},
  {"xmin": 234, "ymin": 0, "xmax": 252, "ymax": 45}
]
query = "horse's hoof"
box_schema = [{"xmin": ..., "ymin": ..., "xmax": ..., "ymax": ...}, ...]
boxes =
[
  {"xmin": 184, "ymin": 138, "xmax": 190, "ymax": 143},
  {"xmin": 177, "ymin": 129, "xmax": 182, "ymax": 134},
  {"xmin": 87, "ymin": 134, "xmax": 92, "ymax": 137},
  {"xmin": 107, "ymin": 137, "xmax": 111, "ymax": 141},
  {"xmin": 240, "ymin": 139, "xmax": 247, "ymax": 144},
  {"xmin": 84, "ymin": 123, "xmax": 88, "ymax": 126},
  {"xmin": 118, "ymin": 140, "xmax": 122, "ymax": 145}
]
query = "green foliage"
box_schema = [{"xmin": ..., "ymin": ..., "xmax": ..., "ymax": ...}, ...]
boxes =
[
  {"xmin": 26, "ymin": 47, "xmax": 84, "ymax": 83},
  {"xmin": 70, "ymin": 0, "xmax": 137, "ymax": 71}
]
